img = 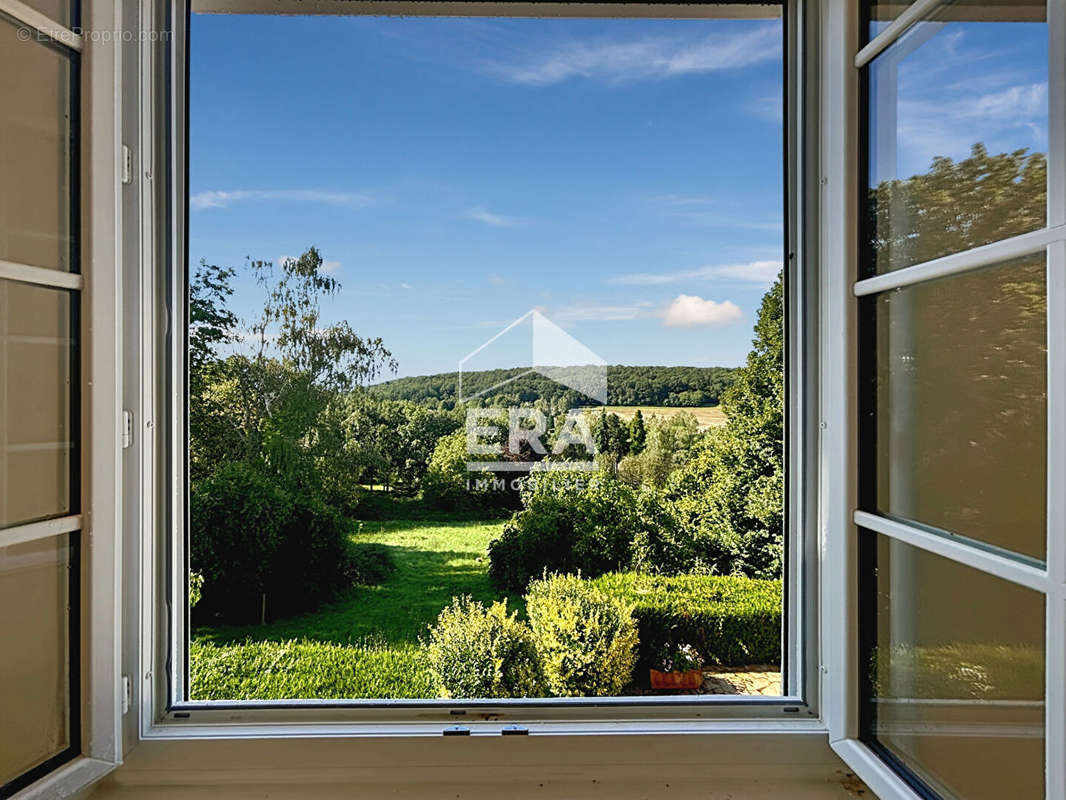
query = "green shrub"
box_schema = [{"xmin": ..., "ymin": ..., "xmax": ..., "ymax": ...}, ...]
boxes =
[
  {"xmin": 488, "ymin": 474, "xmax": 682, "ymax": 593},
  {"xmin": 190, "ymin": 462, "xmax": 293, "ymax": 622},
  {"xmin": 588, "ymin": 572, "xmax": 781, "ymax": 670},
  {"xmin": 190, "ymin": 462, "xmax": 362, "ymax": 624},
  {"xmin": 526, "ymin": 574, "xmax": 638, "ymax": 697},
  {"xmin": 345, "ymin": 542, "xmax": 396, "ymax": 585},
  {"xmin": 189, "ymin": 570, "xmax": 204, "ymax": 609},
  {"xmin": 425, "ymin": 596, "xmax": 544, "ymax": 699}
]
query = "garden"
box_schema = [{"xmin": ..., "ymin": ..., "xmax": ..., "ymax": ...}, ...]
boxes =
[{"xmin": 188, "ymin": 249, "xmax": 785, "ymax": 699}]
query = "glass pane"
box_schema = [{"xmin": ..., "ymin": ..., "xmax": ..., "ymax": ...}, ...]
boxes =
[
  {"xmin": 868, "ymin": 255, "xmax": 1047, "ymax": 561},
  {"xmin": 864, "ymin": 0, "xmax": 1047, "ymax": 275},
  {"xmin": 0, "ymin": 17, "xmax": 74, "ymax": 272},
  {"xmin": 0, "ymin": 534, "xmax": 71, "ymax": 785},
  {"xmin": 16, "ymin": 1, "xmax": 74, "ymax": 28},
  {"xmin": 0, "ymin": 280, "xmax": 74, "ymax": 527},
  {"xmin": 861, "ymin": 532, "xmax": 1045, "ymax": 800}
]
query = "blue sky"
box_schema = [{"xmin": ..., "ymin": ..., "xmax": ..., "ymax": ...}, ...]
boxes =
[{"xmin": 189, "ymin": 14, "xmax": 785, "ymax": 378}]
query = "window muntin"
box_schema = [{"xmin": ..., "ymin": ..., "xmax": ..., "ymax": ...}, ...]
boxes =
[
  {"xmin": 859, "ymin": 531, "xmax": 1046, "ymax": 800},
  {"xmin": 863, "ymin": 1, "xmax": 1048, "ymax": 276},
  {"xmin": 864, "ymin": 255, "xmax": 1047, "ymax": 562},
  {"xmin": 0, "ymin": 534, "xmax": 74, "ymax": 787},
  {"xmin": 0, "ymin": 15, "xmax": 74, "ymax": 273}
]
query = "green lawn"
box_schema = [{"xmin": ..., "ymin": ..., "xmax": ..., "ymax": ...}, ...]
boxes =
[{"xmin": 191, "ymin": 517, "xmax": 513, "ymax": 700}]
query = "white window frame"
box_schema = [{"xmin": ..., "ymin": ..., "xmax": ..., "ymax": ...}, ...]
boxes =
[
  {"xmin": 0, "ymin": 0, "xmax": 124, "ymax": 796},
  {"xmin": 821, "ymin": 1, "xmax": 1066, "ymax": 799},
  {"xmin": 123, "ymin": 0, "xmax": 829, "ymax": 740}
]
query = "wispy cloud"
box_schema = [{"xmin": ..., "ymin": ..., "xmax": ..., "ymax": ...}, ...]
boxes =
[
  {"xmin": 488, "ymin": 23, "xmax": 781, "ymax": 86},
  {"xmin": 190, "ymin": 189, "xmax": 375, "ymax": 211},
  {"xmin": 659, "ymin": 295, "xmax": 743, "ymax": 327},
  {"xmin": 648, "ymin": 194, "xmax": 782, "ymax": 230},
  {"xmin": 611, "ymin": 259, "xmax": 782, "ymax": 286},
  {"xmin": 465, "ymin": 207, "xmax": 523, "ymax": 228},
  {"xmin": 553, "ymin": 304, "xmax": 644, "ymax": 322},
  {"xmin": 400, "ymin": 282, "xmax": 413, "ymax": 290}
]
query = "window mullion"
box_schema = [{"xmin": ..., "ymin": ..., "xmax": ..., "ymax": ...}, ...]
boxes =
[
  {"xmin": 853, "ymin": 224, "xmax": 1066, "ymax": 297},
  {"xmin": 0, "ymin": 259, "xmax": 84, "ymax": 292},
  {"xmin": 853, "ymin": 511, "xmax": 1049, "ymax": 594},
  {"xmin": 0, "ymin": 514, "xmax": 82, "ymax": 549}
]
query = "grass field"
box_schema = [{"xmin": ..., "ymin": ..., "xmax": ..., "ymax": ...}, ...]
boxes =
[
  {"xmin": 191, "ymin": 516, "xmax": 513, "ymax": 700},
  {"xmin": 586, "ymin": 405, "xmax": 727, "ymax": 430}
]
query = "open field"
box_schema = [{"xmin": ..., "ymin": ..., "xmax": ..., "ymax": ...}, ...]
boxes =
[
  {"xmin": 586, "ymin": 405, "xmax": 727, "ymax": 430},
  {"xmin": 191, "ymin": 516, "xmax": 514, "ymax": 700}
]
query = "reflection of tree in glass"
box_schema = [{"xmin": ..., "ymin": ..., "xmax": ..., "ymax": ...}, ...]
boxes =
[
  {"xmin": 867, "ymin": 143, "xmax": 1046, "ymax": 274},
  {"xmin": 875, "ymin": 255, "xmax": 1047, "ymax": 558}
]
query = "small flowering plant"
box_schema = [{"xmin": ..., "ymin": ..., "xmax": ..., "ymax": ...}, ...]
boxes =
[{"xmin": 655, "ymin": 642, "xmax": 702, "ymax": 673}]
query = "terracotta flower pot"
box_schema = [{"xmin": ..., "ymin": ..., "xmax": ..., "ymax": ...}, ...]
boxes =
[{"xmin": 649, "ymin": 668, "xmax": 703, "ymax": 690}]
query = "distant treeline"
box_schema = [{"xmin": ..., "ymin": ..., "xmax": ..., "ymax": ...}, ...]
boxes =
[{"xmin": 370, "ymin": 365, "xmax": 739, "ymax": 409}]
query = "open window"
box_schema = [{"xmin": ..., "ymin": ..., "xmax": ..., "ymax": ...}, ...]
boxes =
[{"xmin": 127, "ymin": 0, "xmax": 823, "ymax": 729}]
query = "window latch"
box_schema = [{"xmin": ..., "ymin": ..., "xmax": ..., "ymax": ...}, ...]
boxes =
[{"xmin": 122, "ymin": 410, "xmax": 133, "ymax": 449}]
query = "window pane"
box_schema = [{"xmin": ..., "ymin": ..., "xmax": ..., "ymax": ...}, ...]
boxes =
[
  {"xmin": 867, "ymin": 255, "xmax": 1047, "ymax": 561},
  {"xmin": 0, "ymin": 280, "xmax": 74, "ymax": 527},
  {"xmin": 0, "ymin": 534, "xmax": 71, "ymax": 785},
  {"xmin": 860, "ymin": 532, "xmax": 1045, "ymax": 800},
  {"xmin": 15, "ymin": 1, "xmax": 74, "ymax": 28},
  {"xmin": 0, "ymin": 17, "xmax": 74, "ymax": 272},
  {"xmin": 864, "ymin": 0, "xmax": 1047, "ymax": 275}
]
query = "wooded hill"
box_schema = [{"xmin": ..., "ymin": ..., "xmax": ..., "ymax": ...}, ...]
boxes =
[{"xmin": 369, "ymin": 365, "xmax": 739, "ymax": 409}]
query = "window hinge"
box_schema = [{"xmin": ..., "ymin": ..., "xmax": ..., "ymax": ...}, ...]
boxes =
[
  {"xmin": 442, "ymin": 726, "xmax": 470, "ymax": 736},
  {"xmin": 121, "ymin": 675, "xmax": 131, "ymax": 714},
  {"xmin": 501, "ymin": 726, "xmax": 529, "ymax": 736},
  {"xmin": 121, "ymin": 145, "xmax": 132, "ymax": 185},
  {"xmin": 122, "ymin": 410, "xmax": 133, "ymax": 449}
]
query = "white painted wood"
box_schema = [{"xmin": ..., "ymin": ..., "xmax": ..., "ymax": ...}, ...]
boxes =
[
  {"xmin": 190, "ymin": 0, "xmax": 783, "ymax": 18},
  {"xmin": 854, "ymin": 0, "xmax": 940, "ymax": 68},
  {"xmin": 83, "ymin": 0, "xmax": 125, "ymax": 774},
  {"xmin": 11, "ymin": 756, "xmax": 113, "ymax": 800},
  {"xmin": 854, "ymin": 511, "xmax": 1049, "ymax": 593},
  {"xmin": 819, "ymin": 0, "xmax": 860, "ymax": 745},
  {"xmin": 830, "ymin": 739, "xmax": 922, "ymax": 800},
  {"xmin": 0, "ymin": 514, "xmax": 81, "ymax": 548},
  {"xmin": 0, "ymin": 0, "xmax": 83, "ymax": 52},
  {"xmin": 853, "ymin": 224, "xmax": 1066, "ymax": 297},
  {"xmin": 0, "ymin": 259, "xmax": 83, "ymax": 291}
]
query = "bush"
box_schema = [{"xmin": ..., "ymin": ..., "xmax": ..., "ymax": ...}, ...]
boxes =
[
  {"xmin": 588, "ymin": 573, "xmax": 781, "ymax": 670},
  {"xmin": 488, "ymin": 474, "xmax": 682, "ymax": 593},
  {"xmin": 191, "ymin": 461, "xmax": 363, "ymax": 624},
  {"xmin": 526, "ymin": 574, "xmax": 638, "ymax": 697},
  {"xmin": 345, "ymin": 542, "xmax": 396, "ymax": 585},
  {"xmin": 425, "ymin": 596, "xmax": 544, "ymax": 699},
  {"xmin": 190, "ymin": 462, "xmax": 293, "ymax": 622}
]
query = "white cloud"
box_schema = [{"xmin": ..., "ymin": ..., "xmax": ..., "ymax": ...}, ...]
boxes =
[
  {"xmin": 465, "ymin": 207, "xmax": 522, "ymax": 228},
  {"xmin": 323, "ymin": 260, "xmax": 341, "ymax": 273},
  {"xmin": 612, "ymin": 259, "xmax": 781, "ymax": 286},
  {"xmin": 400, "ymin": 282, "xmax": 413, "ymax": 289},
  {"xmin": 190, "ymin": 189, "xmax": 375, "ymax": 211},
  {"xmin": 660, "ymin": 295, "xmax": 743, "ymax": 328},
  {"xmin": 489, "ymin": 23, "xmax": 781, "ymax": 86}
]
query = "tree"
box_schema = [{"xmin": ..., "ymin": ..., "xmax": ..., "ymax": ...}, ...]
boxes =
[
  {"xmin": 666, "ymin": 275, "xmax": 783, "ymax": 579},
  {"xmin": 628, "ymin": 409, "xmax": 646, "ymax": 454},
  {"xmin": 188, "ymin": 260, "xmax": 241, "ymax": 481}
]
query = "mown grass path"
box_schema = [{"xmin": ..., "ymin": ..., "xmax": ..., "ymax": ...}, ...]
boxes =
[{"xmin": 190, "ymin": 517, "xmax": 511, "ymax": 699}]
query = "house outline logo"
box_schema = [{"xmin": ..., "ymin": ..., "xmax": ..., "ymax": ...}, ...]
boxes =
[{"xmin": 458, "ymin": 309, "xmax": 608, "ymax": 405}]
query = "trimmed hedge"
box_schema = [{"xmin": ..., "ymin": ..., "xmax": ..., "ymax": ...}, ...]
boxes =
[{"xmin": 588, "ymin": 572, "xmax": 781, "ymax": 669}]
